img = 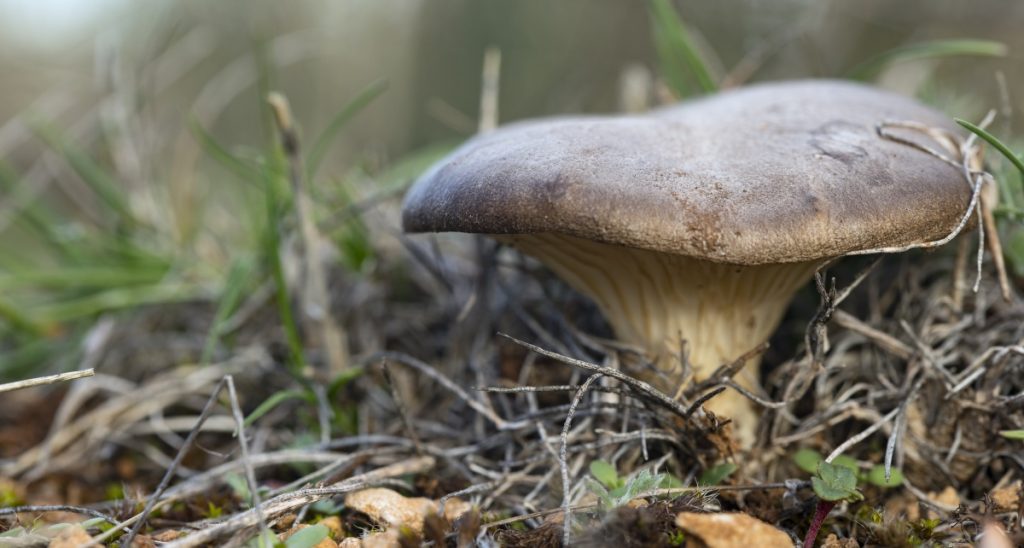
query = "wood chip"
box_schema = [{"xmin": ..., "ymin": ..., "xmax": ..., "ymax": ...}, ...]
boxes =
[
  {"xmin": 48, "ymin": 526, "xmax": 93, "ymax": 548},
  {"xmin": 990, "ymin": 481, "xmax": 1021, "ymax": 511},
  {"xmin": 675, "ymin": 512, "xmax": 792, "ymax": 548}
]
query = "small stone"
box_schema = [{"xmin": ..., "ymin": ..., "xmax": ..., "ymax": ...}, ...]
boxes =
[
  {"xmin": 675, "ymin": 512, "xmax": 792, "ymax": 548},
  {"xmin": 345, "ymin": 488, "xmax": 435, "ymax": 536},
  {"xmin": 338, "ymin": 529, "xmax": 400, "ymax": 548},
  {"xmin": 319, "ymin": 515, "xmax": 345, "ymax": 539},
  {"xmin": 441, "ymin": 497, "xmax": 472, "ymax": 522},
  {"xmin": 926, "ymin": 486, "xmax": 960, "ymax": 519}
]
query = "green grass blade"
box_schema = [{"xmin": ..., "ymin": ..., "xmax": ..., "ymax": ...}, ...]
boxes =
[
  {"xmin": 847, "ymin": 39, "xmax": 1007, "ymax": 81},
  {"xmin": 648, "ymin": 0, "xmax": 717, "ymax": 97},
  {"xmin": 956, "ymin": 119, "xmax": 1024, "ymax": 179},
  {"xmin": 306, "ymin": 79, "xmax": 388, "ymax": 181},
  {"xmin": 0, "ymin": 338, "xmax": 59, "ymax": 381},
  {"xmin": 0, "ymin": 266, "xmax": 168, "ymax": 291},
  {"xmin": 263, "ymin": 168, "xmax": 306, "ymax": 376},
  {"xmin": 327, "ymin": 366, "xmax": 364, "ymax": 398},
  {"xmin": 200, "ymin": 257, "xmax": 256, "ymax": 365},
  {"xmin": 0, "ymin": 161, "xmax": 86, "ymax": 260},
  {"xmin": 189, "ymin": 117, "xmax": 263, "ymax": 183},
  {"xmin": 1001, "ymin": 430, "xmax": 1024, "ymax": 440},
  {"xmin": 29, "ymin": 119, "xmax": 136, "ymax": 224},
  {"xmin": 244, "ymin": 388, "xmax": 314, "ymax": 427},
  {"xmin": 0, "ymin": 294, "xmax": 50, "ymax": 336},
  {"xmin": 34, "ymin": 283, "xmax": 201, "ymax": 323}
]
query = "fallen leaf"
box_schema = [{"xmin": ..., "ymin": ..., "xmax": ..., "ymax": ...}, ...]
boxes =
[
  {"xmin": 675, "ymin": 512, "xmax": 792, "ymax": 548},
  {"xmin": 990, "ymin": 482, "xmax": 1020, "ymax": 511},
  {"xmin": 48, "ymin": 525, "xmax": 93, "ymax": 548}
]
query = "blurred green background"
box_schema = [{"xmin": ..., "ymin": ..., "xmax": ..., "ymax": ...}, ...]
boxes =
[{"xmin": 0, "ymin": 0, "xmax": 1021, "ymax": 380}]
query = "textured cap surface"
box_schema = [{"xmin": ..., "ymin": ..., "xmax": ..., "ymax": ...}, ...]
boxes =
[{"xmin": 402, "ymin": 79, "xmax": 970, "ymax": 265}]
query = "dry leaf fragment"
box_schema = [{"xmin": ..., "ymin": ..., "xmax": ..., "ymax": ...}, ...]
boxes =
[
  {"xmin": 675, "ymin": 512, "xmax": 792, "ymax": 548},
  {"xmin": 990, "ymin": 481, "xmax": 1021, "ymax": 511},
  {"xmin": 338, "ymin": 529, "xmax": 401, "ymax": 548},
  {"xmin": 822, "ymin": 533, "xmax": 859, "ymax": 548},
  {"xmin": 48, "ymin": 525, "xmax": 93, "ymax": 548}
]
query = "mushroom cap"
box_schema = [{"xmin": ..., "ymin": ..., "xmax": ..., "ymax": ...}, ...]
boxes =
[{"xmin": 402, "ymin": 79, "xmax": 970, "ymax": 265}]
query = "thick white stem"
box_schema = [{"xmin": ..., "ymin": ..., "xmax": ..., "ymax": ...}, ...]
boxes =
[{"xmin": 503, "ymin": 233, "xmax": 819, "ymax": 446}]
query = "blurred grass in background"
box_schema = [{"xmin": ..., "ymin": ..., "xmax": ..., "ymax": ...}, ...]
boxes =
[{"xmin": 0, "ymin": 0, "xmax": 1021, "ymax": 381}]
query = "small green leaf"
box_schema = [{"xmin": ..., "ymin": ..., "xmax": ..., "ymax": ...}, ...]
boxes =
[
  {"xmin": 244, "ymin": 389, "xmax": 315, "ymax": 427},
  {"xmin": 309, "ymin": 499, "xmax": 341, "ymax": 515},
  {"xmin": 793, "ymin": 449, "xmax": 824, "ymax": 474},
  {"xmin": 1000, "ymin": 430, "xmax": 1024, "ymax": 440},
  {"xmin": 866, "ymin": 465, "xmax": 904, "ymax": 488},
  {"xmin": 0, "ymin": 527, "xmax": 26, "ymax": 537},
  {"xmin": 660, "ymin": 474, "xmax": 684, "ymax": 489},
  {"xmin": 285, "ymin": 524, "xmax": 329, "ymax": 548},
  {"xmin": 206, "ymin": 501, "xmax": 224, "ymax": 518},
  {"xmin": 831, "ymin": 455, "xmax": 859, "ymax": 473},
  {"xmin": 623, "ymin": 470, "xmax": 663, "ymax": 500},
  {"xmin": 226, "ymin": 473, "xmax": 251, "ymax": 502},
  {"xmin": 698, "ymin": 462, "xmax": 737, "ymax": 486},
  {"xmin": 590, "ymin": 460, "xmax": 621, "ymax": 488},
  {"xmin": 80, "ymin": 517, "xmax": 109, "ymax": 528},
  {"xmin": 812, "ymin": 461, "xmax": 863, "ymax": 502},
  {"xmin": 584, "ymin": 477, "xmax": 614, "ymax": 509}
]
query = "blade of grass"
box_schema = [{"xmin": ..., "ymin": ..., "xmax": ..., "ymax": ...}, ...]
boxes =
[
  {"xmin": 254, "ymin": 46, "xmax": 307, "ymax": 377},
  {"xmin": 306, "ymin": 79, "xmax": 388, "ymax": 181},
  {"xmin": 29, "ymin": 119, "xmax": 136, "ymax": 224},
  {"xmin": 0, "ymin": 294, "xmax": 51, "ymax": 336},
  {"xmin": 200, "ymin": 257, "xmax": 256, "ymax": 365},
  {"xmin": 0, "ymin": 161, "xmax": 88, "ymax": 261},
  {"xmin": 189, "ymin": 117, "xmax": 264, "ymax": 183},
  {"xmin": 956, "ymin": 119, "xmax": 1024, "ymax": 179},
  {"xmin": 243, "ymin": 388, "xmax": 315, "ymax": 426},
  {"xmin": 648, "ymin": 0, "xmax": 717, "ymax": 97},
  {"xmin": 327, "ymin": 366, "xmax": 364, "ymax": 398},
  {"xmin": 0, "ymin": 337, "xmax": 61, "ymax": 381},
  {"xmin": 34, "ymin": 282, "xmax": 201, "ymax": 324},
  {"xmin": 847, "ymin": 39, "xmax": 1007, "ymax": 81},
  {"xmin": 0, "ymin": 266, "xmax": 168, "ymax": 291}
]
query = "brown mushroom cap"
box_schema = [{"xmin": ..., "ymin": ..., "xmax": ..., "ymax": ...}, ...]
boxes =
[{"xmin": 402, "ymin": 79, "xmax": 969, "ymax": 265}]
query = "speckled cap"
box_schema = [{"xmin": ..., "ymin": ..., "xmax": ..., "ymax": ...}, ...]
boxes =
[{"xmin": 402, "ymin": 79, "xmax": 970, "ymax": 265}]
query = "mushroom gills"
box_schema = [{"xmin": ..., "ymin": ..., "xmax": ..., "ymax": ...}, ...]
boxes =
[{"xmin": 500, "ymin": 232, "xmax": 820, "ymax": 445}]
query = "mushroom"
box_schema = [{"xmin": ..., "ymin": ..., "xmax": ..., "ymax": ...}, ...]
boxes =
[{"xmin": 402, "ymin": 79, "xmax": 971, "ymax": 445}]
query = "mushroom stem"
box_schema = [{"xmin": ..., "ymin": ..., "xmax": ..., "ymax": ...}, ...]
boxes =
[{"xmin": 504, "ymin": 233, "xmax": 819, "ymax": 446}]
